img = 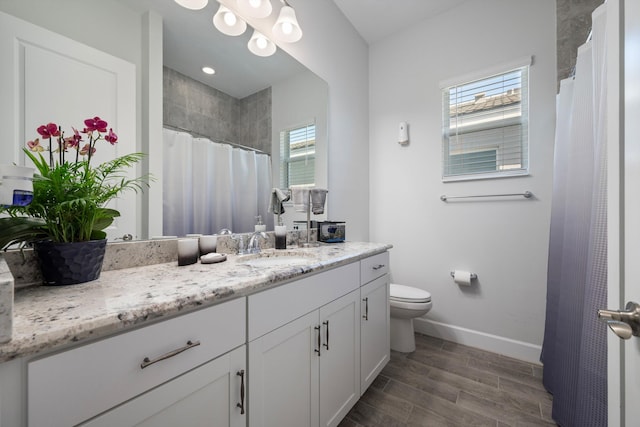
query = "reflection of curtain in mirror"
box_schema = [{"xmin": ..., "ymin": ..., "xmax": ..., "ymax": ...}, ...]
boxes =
[{"xmin": 162, "ymin": 129, "xmax": 273, "ymax": 236}]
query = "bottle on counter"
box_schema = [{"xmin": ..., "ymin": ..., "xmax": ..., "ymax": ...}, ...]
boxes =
[{"xmin": 254, "ymin": 215, "xmax": 266, "ymax": 232}]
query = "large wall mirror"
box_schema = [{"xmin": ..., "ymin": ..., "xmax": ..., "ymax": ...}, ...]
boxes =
[
  {"xmin": 0, "ymin": 0, "xmax": 328, "ymax": 239},
  {"xmin": 129, "ymin": 0, "xmax": 329, "ymax": 237}
]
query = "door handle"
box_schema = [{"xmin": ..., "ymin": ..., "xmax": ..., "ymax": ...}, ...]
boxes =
[{"xmin": 597, "ymin": 301, "xmax": 640, "ymax": 340}]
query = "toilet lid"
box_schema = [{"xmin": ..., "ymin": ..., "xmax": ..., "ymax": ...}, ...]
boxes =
[{"xmin": 390, "ymin": 284, "xmax": 431, "ymax": 303}]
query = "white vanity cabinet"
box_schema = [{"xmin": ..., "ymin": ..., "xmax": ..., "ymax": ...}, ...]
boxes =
[
  {"xmin": 359, "ymin": 252, "xmax": 390, "ymax": 393},
  {"xmin": 27, "ymin": 297, "xmax": 247, "ymax": 427},
  {"xmin": 248, "ymin": 263, "xmax": 361, "ymax": 427},
  {"xmin": 0, "ymin": 248, "xmax": 391, "ymax": 427}
]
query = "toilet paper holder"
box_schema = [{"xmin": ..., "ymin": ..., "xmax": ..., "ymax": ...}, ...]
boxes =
[{"xmin": 450, "ymin": 271, "xmax": 477, "ymax": 280}]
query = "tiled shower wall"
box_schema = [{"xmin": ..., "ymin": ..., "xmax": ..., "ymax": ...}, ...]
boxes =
[
  {"xmin": 163, "ymin": 66, "xmax": 272, "ymax": 154},
  {"xmin": 556, "ymin": 0, "xmax": 605, "ymax": 87}
]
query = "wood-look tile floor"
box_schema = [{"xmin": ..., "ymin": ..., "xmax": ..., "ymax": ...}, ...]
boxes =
[{"xmin": 339, "ymin": 333, "xmax": 556, "ymax": 427}]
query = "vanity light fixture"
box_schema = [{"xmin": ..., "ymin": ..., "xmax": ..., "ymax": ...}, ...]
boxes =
[
  {"xmin": 247, "ymin": 29, "xmax": 276, "ymax": 57},
  {"xmin": 272, "ymin": 0, "xmax": 302, "ymax": 43},
  {"xmin": 213, "ymin": 4, "xmax": 247, "ymax": 36},
  {"xmin": 202, "ymin": 66, "xmax": 216, "ymax": 75},
  {"xmin": 174, "ymin": 0, "xmax": 209, "ymax": 10},
  {"xmin": 237, "ymin": 0, "xmax": 272, "ymax": 19}
]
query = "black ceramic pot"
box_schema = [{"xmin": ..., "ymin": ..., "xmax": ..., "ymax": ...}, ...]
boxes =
[{"xmin": 34, "ymin": 239, "xmax": 107, "ymax": 286}]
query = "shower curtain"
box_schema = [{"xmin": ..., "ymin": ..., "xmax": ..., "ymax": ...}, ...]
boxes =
[
  {"xmin": 541, "ymin": 4, "xmax": 608, "ymax": 426},
  {"xmin": 162, "ymin": 128, "xmax": 273, "ymax": 236}
]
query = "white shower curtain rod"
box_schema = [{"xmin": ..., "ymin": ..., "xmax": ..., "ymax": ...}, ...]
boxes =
[{"xmin": 163, "ymin": 124, "xmax": 268, "ymax": 155}]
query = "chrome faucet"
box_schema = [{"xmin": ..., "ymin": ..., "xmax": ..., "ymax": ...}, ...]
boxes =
[{"xmin": 247, "ymin": 231, "xmax": 268, "ymax": 254}]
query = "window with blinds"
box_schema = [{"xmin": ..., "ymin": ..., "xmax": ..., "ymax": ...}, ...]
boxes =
[
  {"xmin": 442, "ymin": 65, "xmax": 529, "ymax": 181},
  {"xmin": 279, "ymin": 123, "xmax": 316, "ymax": 188}
]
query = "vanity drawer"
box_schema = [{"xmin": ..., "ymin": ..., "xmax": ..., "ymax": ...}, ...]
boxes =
[
  {"xmin": 360, "ymin": 252, "xmax": 389, "ymax": 285},
  {"xmin": 248, "ymin": 262, "xmax": 359, "ymax": 341},
  {"xmin": 27, "ymin": 297, "xmax": 246, "ymax": 427}
]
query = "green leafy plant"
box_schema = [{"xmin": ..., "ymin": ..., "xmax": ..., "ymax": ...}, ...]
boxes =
[{"xmin": 0, "ymin": 117, "xmax": 149, "ymax": 249}]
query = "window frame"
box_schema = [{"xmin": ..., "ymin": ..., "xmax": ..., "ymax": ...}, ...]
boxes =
[
  {"xmin": 279, "ymin": 121, "xmax": 316, "ymax": 189},
  {"xmin": 440, "ymin": 57, "xmax": 531, "ymax": 182}
]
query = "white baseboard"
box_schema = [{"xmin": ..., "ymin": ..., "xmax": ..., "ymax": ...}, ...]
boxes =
[{"xmin": 413, "ymin": 318, "xmax": 542, "ymax": 365}]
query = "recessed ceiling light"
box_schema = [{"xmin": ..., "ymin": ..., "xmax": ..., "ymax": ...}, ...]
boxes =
[{"xmin": 202, "ymin": 66, "xmax": 215, "ymax": 75}]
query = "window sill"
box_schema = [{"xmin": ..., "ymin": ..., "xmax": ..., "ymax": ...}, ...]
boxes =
[{"xmin": 442, "ymin": 170, "xmax": 529, "ymax": 182}]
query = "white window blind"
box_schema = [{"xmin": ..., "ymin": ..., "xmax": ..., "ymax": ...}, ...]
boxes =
[
  {"xmin": 442, "ymin": 65, "xmax": 529, "ymax": 181},
  {"xmin": 279, "ymin": 122, "xmax": 316, "ymax": 188}
]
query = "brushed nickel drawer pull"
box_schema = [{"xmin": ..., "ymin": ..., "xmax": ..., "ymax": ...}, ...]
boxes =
[
  {"xmin": 140, "ymin": 340, "xmax": 201, "ymax": 369},
  {"xmin": 362, "ymin": 298, "xmax": 369, "ymax": 320},
  {"xmin": 372, "ymin": 264, "xmax": 385, "ymax": 270},
  {"xmin": 236, "ymin": 370, "xmax": 245, "ymax": 414}
]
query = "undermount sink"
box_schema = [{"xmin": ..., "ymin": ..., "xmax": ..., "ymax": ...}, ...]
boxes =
[{"xmin": 238, "ymin": 252, "xmax": 319, "ymax": 268}]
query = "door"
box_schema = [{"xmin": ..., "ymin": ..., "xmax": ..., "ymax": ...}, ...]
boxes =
[
  {"xmin": 0, "ymin": 11, "xmax": 138, "ymax": 240},
  {"xmin": 319, "ymin": 290, "xmax": 360, "ymax": 427},
  {"xmin": 605, "ymin": 0, "xmax": 640, "ymax": 425},
  {"xmin": 360, "ymin": 275, "xmax": 390, "ymax": 394},
  {"xmin": 249, "ymin": 310, "xmax": 320, "ymax": 427},
  {"xmin": 80, "ymin": 345, "xmax": 246, "ymax": 427}
]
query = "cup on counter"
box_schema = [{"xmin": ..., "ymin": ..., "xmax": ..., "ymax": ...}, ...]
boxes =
[
  {"xmin": 199, "ymin": 235, "xmax": 217, "ymax": 256},
  {"xmin": 275, "ymin": 225, "xmax": 287, "ymax": 250},
  {"xmin": 177, "ymin": 238, "xmax": 199, "ymax": 266}
]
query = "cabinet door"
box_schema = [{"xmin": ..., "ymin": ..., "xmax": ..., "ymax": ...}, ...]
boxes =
[
  {"xmin": 360, "ymin": 275, "xmax": 390, "ymax": 394},
  {"xmin": 80, "ymin": 345, "xmax": 246, "ymax": 427},
  {"xmin": 249, "ymin": 311, "xmax": 320, "ymax": 427},
  {"xmin": 319, "ymin": 290, "xmax": 361, "ymax": 427}
]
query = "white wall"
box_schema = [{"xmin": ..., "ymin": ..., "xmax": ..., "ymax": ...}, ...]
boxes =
[{"xmin": 369, "ymin": 0, "xmax": 557, "ymax": 362}]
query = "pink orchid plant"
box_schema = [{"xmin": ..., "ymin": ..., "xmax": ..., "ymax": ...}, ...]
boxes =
[{"xmin": 0, "ymin": 117, "xmax": 148, "ymax": 247}]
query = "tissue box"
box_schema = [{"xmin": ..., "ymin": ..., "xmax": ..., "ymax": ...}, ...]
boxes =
[{"xmin": 317, "ymin": 221, "xmax": 345, "ymax": 243}]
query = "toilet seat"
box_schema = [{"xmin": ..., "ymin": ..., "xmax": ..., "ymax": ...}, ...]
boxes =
[{"xmin": 390, "ymin": 284, "xmax": 431, "ymax": 303}]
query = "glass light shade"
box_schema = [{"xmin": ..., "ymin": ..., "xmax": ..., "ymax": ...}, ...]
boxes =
[
  {"xmin": 237, "ymin": 0, "xmax": 272, "ymax": 18},
  {"xmin": 213, "ymin": 5, "xmax": 247, "ymax": 36},
  {"xmin": 247, "ymin": 30, "xmax": 276, "ymax": 57},
  {"xmin": 272, "ymin": 5, "xmax": 302, "ymax": 43},
  {"xmin": 174, "ymin": 0, "xmax": 208, "ymax": 10}
]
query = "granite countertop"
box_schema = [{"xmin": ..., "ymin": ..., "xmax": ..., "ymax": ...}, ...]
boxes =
[{"xmin": 0, "ymin": 242, "xmax": 391, "ymax": 362}]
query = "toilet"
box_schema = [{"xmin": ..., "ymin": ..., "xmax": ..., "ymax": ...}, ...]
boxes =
[{"xmin": 389, "ymin": 284, "xmax": 433, "ymax": 353}]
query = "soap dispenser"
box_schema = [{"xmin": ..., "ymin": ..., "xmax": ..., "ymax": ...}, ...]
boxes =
[{"xmin": 254, "ymin": 215, "xmax": 266, "ymax": 232}]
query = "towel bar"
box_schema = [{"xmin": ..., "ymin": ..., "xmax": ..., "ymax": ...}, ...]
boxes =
[{"xmin": 440, "ymin": 191, "xmax": 533, "ymax": 201}]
